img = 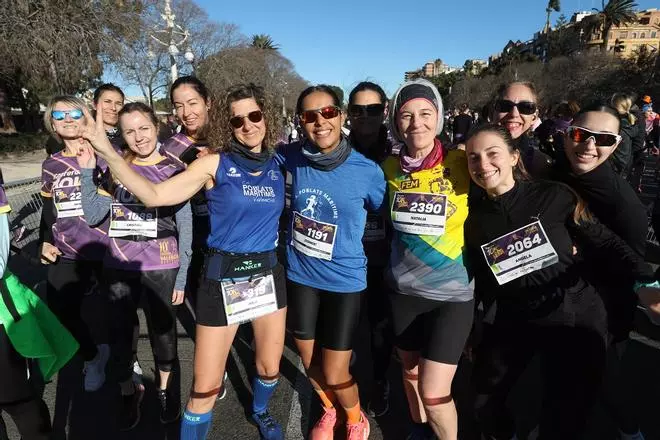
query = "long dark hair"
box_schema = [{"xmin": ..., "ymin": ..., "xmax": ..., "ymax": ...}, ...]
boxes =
[
  {"xmin": 296, "ymin": 85, "xmax": 342, "ymax": 115},
  {"xmin": 347, "ymin": 81, "xmax": 390, "ymax": 161},
  {"xmin": 170, "ymin": 76, "xmax": 210, "ymax": 104},
  {"xmin": 348, "ymin": 81, "xmax": 387, "ymax": 106}
]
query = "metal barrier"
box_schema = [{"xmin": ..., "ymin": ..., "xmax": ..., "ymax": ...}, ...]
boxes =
[{"xmin": 4, "ymin": 177, "xmax": 42, "ymax": 250}]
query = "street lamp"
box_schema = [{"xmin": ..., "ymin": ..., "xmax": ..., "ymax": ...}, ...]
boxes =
[{"xmin": 151, "ymin": 0, "xmax": 193, "ymax": 85}]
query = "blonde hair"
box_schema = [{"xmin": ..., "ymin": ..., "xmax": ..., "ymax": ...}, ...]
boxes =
[
  {"xmin": 43, "ymin": 96, "xmax": 90, "ymax": 141},
  {"xmin": 611, "ymin": 93, "xmax": 637, "ymax": 125}
]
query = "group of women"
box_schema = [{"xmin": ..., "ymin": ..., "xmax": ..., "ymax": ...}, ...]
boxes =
[{"xmin": 15, "ymin": 73, "xmax": 660, "ymax": 440}]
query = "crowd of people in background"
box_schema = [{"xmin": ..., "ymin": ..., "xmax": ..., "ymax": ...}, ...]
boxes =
[{"xmin": 2, "ymin": 73, "xmax": 660, "ymax": 440}]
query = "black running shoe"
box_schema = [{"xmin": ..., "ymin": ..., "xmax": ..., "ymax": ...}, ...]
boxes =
[
  {"xmin": 158, "ymin": 388, "xmax": 181, "ymax": 424},
  {"xmin": 367, "ymin": 379, "xmax": 390, "ymax": 417},
  {"xmin": 119, "ymin": 387, "xmax": 144, "ymax": 431}
]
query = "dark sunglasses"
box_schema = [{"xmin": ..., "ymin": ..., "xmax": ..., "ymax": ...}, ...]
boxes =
[
  {"xmin": 567, "ymin": 126, "xmax": 621, "ymax": 147},
  {"xmin": 347, "ymin": 103, "xmax": 385, "ymax": 119},
  {"xmin": 52, "ymin": 109, "xmax": 84, "ymax": 121},
  {"xmin": 494, "ymin": 99, "xmax": 537, "ymax": 115},
  {"xmin": 229, "ymin": 110, "xmax": 263, "ymax": 129},
  {"xmin": 299, "ymin": 106, "xmax": 341, "ymax": 124}
]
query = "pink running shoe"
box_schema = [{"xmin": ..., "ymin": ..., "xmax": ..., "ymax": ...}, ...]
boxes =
[
  {"xmin": 346, "ymin": 412, "xmax": 370, "ymax": 440},
  {"xmin": 309, "ymin": 406, "xmax": 337, "ymax": 440}
]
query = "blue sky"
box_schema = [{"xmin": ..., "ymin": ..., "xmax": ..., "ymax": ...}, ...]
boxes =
[{"xmin": 110, "ymin": 0, "xmax": 659, "ymax": 98}]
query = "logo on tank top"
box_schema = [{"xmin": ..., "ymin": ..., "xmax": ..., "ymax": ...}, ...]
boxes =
[
  {"xmin": 267, "ymin": 169, "xmax": 279, "ymax": 181},
  {"xmin": 227, "ymin": 167, "xmax": 242, "ymax": 178},
  {"xmin": 242, "ymin": 184, "xmax": 276, "ymax": 202},
  {"xmin": 53, "ymin": 170, "xmax": 81, "ymax": 189},
  {"xmin": 296, "ymin": 188, "xmax": 338, "ymax": 221}
]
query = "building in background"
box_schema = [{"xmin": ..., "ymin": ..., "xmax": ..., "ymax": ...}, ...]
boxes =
[{"xmin": 586, "ymin": 8, "xmax": 660, "ymax": 56}]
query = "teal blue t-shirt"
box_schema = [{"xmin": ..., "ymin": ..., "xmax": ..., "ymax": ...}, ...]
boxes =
[{"xmin": 281, "ymin": 145, "xmax": 386, "ymax": 293}]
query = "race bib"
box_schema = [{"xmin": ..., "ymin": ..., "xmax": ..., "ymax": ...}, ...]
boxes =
[
  {"xmin": 391, "ymin": 192, "xmax": 447, "ymax": 235},
  {"xmin": 109, "ymin": 203, "xmax": 158, "ymax": 238},
  {"xmin": 363, "ymin": 212, "xmax": 386, "ymax": 242},
  {"xmin": 222, "ymin": 272, "xmax": 278, "ymax": 325},
  {"xmin": 54, "ymin": 189, "xmax": 83, "ymax": 218},
  {"xmin": 191, "ymin": 202, "xmax": 209, "ymax": 217},
  {"xmin": 291, "ymin": 211, "xmax": 337, "ymax": 261},
  {"xmin": 480, "ymin": 220, "xmax": 559, "ymax": 285}
]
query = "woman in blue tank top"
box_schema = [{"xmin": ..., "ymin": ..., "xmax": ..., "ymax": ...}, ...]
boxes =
[{"xmin": 81, "ymin": 84, "xmax": 287, "ymax": 440}]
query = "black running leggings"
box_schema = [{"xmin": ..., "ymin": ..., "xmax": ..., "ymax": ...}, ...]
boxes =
[
  {"xmin": 365, "ymin": 265, "xmax": 394, "ymax": 381},
  {"xmin": 106, "ymin": 268, "xmax": 178, "ymax": 383},
  {"xmin": 474, "ymin": 289, "xmax": 608, "ymax": 440},
  {"xmin": 46, "ymin": 258, "xmax": 103, "ymax": 361}
]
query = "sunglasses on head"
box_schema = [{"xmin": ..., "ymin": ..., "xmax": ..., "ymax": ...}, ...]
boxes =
[
  {"xmin": 52, "ymin": 109, "xmax": 84, "ymax": 121},
  {"xmin": 347, "ymin": 103, "xmax": 385, "ymax": 119},
  {"xmin": 494, "ymin": 99, "xmax": 537, "ymax": 115},
  {"xmin": 229, "ymin": 110, "xmax": 263, "ymax": 129},
  {"xmin": 299, "ymin": 106, "xmax": 341, "ymax": 124},
  {"xmin": 567, "ymin": 126, "xmax": 621, "ymax": 147}
]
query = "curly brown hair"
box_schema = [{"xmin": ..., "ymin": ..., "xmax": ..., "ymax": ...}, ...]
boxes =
[{"xmin": 207, "ymin": 83, "xmax": 282, "ymax": 153}]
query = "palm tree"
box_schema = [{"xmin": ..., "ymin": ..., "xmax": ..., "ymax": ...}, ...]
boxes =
[
  {"xmin": 251, "ymin": 34, "xmax": 280, "ymax": 50},
  {"xmin": 584, "ymin": 0, "xmax": 638, "ymax": 52},
  {"xmin": 545, "ymin": 0, "xmax": 561, "ymax": 33}
]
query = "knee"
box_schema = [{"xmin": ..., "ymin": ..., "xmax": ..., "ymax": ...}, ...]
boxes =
[
  {"xmin": 321, "ymin": 360, "xmax": 350, "ymax": 385},
  {"xmin": 255, "ymin": 358, "xmax": 280, "ymax": 379}
]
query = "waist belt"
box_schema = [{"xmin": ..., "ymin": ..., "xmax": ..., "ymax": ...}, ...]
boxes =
[{"xmin": 205, "ymin": 249, "xmax": 277, "ymax": 280}]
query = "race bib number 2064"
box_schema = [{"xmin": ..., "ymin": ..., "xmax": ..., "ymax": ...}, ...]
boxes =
[{"xmin": 480, "ymin": 220, "xmax": 559, "ymax": 285}]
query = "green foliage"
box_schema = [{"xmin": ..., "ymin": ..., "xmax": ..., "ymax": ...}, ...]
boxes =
[
  {"xmin": 427, "ymin": 71, "xmax": 462, "ymax": 98},
  {"xmin": 251, "ymin": 34, "xmax": 280, "ymax": 50},
  {"xmin": 556, "ymin": 13, "xmax": 568, "ymax": 27},
  {"xmin": 152, "ymin": 98, "xmax": 172, "ymax": 113},
  {"xmin": 0, "ymin": 133, "xmax": 48, "ymax": 155},
  {"xmin": 583, "ymin": 0, "xmax": 638, "ymax": 51}
]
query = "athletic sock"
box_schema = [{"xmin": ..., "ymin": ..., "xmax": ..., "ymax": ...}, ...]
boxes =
[
  {"xmin": 313, "ymin": 387, "xmax": 337, "ymax": 409},
  {"xmin": 344, "ymin": 402, "xmax": 362, "ymax": 424},
  {"xmin": 180, "ymin": 410, "xmax": 212, "ymax": 440},
  {"xmin": 252, "ymin": 376, "xmax": 279, "ymax": 414}
]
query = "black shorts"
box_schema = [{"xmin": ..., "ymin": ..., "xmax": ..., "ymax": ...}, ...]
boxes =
[
  {"xmin": 286, "ymin": 280, "xmax": 362, "ymax": 351},
  {"xmin": 196, "ymin": 263, "xmax": 287, "ymax": 327},
  {"xmin": 390, "ymin": 293, "xmax": 474, "ymax": 364}
]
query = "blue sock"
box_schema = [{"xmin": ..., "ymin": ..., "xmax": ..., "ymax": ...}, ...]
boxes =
[
  {"xmin": 181, "ymin": 410, "xmax": 212, "ymax": 440},
  {"xmin": 252, "ymin": 376, "xmax": 279, "ymax": 414}
]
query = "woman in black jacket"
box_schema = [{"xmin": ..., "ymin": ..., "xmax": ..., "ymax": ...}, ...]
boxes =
[
  {"xmin": 555, "ymin": 103, "xmax": 649, "ymax": 440},
  {"xmin": 464, "ymin": 123, "xmax": 660, "ymax": 440}
]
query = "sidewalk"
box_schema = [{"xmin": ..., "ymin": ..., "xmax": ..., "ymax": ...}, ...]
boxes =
[{"xmin": 1, "ymin": 150, "xmax": 46, "ymax": 182}]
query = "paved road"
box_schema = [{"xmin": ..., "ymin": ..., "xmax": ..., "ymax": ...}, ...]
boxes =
[{"xmin": 2, "ymin": 288, "xmax": 660, "ymax": 440}]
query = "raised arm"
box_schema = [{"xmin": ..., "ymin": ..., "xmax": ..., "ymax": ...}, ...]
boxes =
[{"xmin": 80, "ymin": 107, "xmax": 217, "ymax": 208}]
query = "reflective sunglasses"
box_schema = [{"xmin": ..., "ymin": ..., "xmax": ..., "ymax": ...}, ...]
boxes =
[
  {"xmin": 229, "ymin": 110, "xmax": 263, "ymax": 129},
  {"xmin": 299, "ymin": 106, "xmax": 341, "ymax": 124},
  {"xmin": 494, "ymin": 99, "xmax": 537, "ymax": 115},
  {"xmin": 347, "ymin": 103, "xmax": 385, "ymax": 119},
  {"xmin": 51, "ymin": 109, "xmax": 84, "ymax": 121},
  {"xmin": 567, "ymin": 126, "xmax": 621, "ymax": 147}
]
